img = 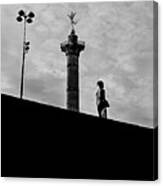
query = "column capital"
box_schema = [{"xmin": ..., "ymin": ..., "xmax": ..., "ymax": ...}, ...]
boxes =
[{"xmin": 61, "ymin": 31, "xmax": 85, "ymax": 56}]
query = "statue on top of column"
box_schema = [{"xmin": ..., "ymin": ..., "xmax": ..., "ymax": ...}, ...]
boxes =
[{"xmin": 67, "ymin": 11, "xmax": 78, "ymax": 32}]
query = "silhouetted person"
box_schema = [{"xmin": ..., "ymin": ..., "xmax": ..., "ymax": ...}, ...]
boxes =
[{"xmin": 96, "ymin": 80, "xmax": 110, "ymax": 118}]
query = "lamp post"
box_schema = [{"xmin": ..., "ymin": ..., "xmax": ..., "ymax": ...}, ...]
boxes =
[{"xmin": 16, "ymin": 10, "xmax": 35, "ymax": 99}]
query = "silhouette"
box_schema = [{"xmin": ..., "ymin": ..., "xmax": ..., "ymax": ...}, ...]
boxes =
[
  {"xmin": 61, "ymin": 12, "xmax": 85, "ymax": 112},
  {"xmin": 1, "ymin": 93, "xmax": 157, "ymax": 180},
  {"xmin": 67, "ymin": 11, "xmax": 78, "ymax": 31},
  {"xmin": 96, "ymin": 80, "xmax": 110, "ymax": 118}
]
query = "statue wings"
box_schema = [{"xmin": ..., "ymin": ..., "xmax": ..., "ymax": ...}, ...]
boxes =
[{"xmin": 67, "ymin": 11, "xmax": 78, "ymax": 26}]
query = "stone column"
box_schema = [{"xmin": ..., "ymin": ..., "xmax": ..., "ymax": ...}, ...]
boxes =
[{"xmin": 61, "ymin": 30, "xmax": 85, "ymax": 112}]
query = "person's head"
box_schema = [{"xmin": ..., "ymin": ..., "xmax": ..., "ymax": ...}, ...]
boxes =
[{"xmin": 97, "ymin": 80, "xmax": 104, "ymax": 89}]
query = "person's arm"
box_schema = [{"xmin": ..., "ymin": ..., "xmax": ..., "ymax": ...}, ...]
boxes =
[{"xmin": 96, "ymin": 90, "xmax": 100, "ymax": 105}]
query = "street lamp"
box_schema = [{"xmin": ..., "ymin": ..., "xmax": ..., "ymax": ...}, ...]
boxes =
[{"xmin": 16, "ymin": 10, "xmax": 35, "ymax": 99}]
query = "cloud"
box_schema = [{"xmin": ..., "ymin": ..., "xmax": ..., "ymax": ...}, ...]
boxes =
[{"xmin": 1, "ymin": 74, "xmax": 12, "ymax": 90}]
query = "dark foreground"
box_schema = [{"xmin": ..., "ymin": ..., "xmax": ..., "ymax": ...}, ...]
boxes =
[{"xmin": 1, "ymin": 94, "xmax": 158, "ymax": 180}]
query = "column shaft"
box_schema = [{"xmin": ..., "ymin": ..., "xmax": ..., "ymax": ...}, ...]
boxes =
[{"xmin": 67, "ymin": 54, "xmax": 79, "ymax": 111}]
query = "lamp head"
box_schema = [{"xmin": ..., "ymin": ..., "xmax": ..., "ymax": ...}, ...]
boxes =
[
  {"xmin": 16, "ymin": 16, "xmax": 23, "ymax": 22},
  {"xmin": 18, "ymin": 10, "xmax": 25, "ymax": 16},
  {"xmin": 28, "ymin": 12, "xmax": 35, "ymax": 18},
  {"xmin": 26, "ymin": 41, "xmax": 30, "ymax": 45},
  {"xmin": 26, "ymin": 18, "xmax": 32, "ymax": 24}
]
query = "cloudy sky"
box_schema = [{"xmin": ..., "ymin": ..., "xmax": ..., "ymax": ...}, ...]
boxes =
[{"xmin": 1, "ymin": 1, "xmax": 155, "ymax": 128}]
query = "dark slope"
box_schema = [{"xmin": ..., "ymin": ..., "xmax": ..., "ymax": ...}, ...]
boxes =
[{"xmin": 1, "ymin": 94, "xmax": 158, "ymax": 180}]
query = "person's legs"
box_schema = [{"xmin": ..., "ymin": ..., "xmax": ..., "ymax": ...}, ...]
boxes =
[
  {"xmin": 104, "ymin": 108, "xmax": 107, "ymax": 119},
  {"xmin": 101, "ymin": 108, "xmax": 107, "ymax": 119},
  {"xmin": 98, "ymin": 105, "xmax": 102, "ymax": 118}
]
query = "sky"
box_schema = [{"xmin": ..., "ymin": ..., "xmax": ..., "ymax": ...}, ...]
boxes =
[{"xmin": 1, "ymin": 1, "xmax": 155, "ymax": 128}]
